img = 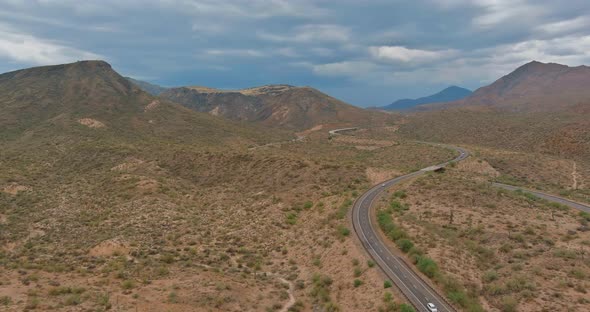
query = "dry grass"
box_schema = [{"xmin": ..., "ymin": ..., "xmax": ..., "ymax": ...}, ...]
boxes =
[{"xmin": 376, "ymin": 153, "xmax": 590, "ymax": 312}]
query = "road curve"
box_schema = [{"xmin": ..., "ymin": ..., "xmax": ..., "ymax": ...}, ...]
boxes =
[
  {"xmin": 352, "ymin": 144, "xmax": 469, "ymax": 312},
  {"xmin": 492, "ymin": 182, "xmax": 590, "ymax": 213}
]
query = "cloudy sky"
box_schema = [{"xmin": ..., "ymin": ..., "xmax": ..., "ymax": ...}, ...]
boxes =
[{"xmin": 1, "ymin": 0, "xmax": 590, "ymax": 106}]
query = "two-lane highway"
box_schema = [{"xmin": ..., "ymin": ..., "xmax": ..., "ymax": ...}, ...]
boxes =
[
  {"xmin": 352, "ymin": 144, "xmax": 469, "ymax": 312},
  {"xmin": 492, "ymin": 182, "xmax": 590, "ymax": 213}
]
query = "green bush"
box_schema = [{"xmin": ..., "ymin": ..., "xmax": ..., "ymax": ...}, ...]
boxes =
[
  {"xmin": 390, "ymin": 200, "xmax": 409, "ymax": 212},
  {"xmin": 121, "ymin": 280, "xmax": 135, "ymax": 290},
  {"xmin": 337, "ymin": 226, "xmax": 350, "ymax": 238},
  {"xmin": 483, "ymin": 270, "xmax": 498, "ymax": 283},
  {"xmin": 500, "ymin": 296, "xmax": 518, "ymax": 312},
  {"xmin": 353, "ymin": 279, "xmax": 363, "ymax": 287},
  {"xmin": 400, "ymin": 303, "xmax": 416, "ymax": 312},
  {"xmin": 353, "ymin": 267, "xmax": 362, "ymax": 277},
  {"xmin": 393, "ymin": 190, "xmax": 407, "ymax": 199},
  {"xmin": 0, "ymin": 296, "xmax": 11, "ymax": 306},
  {"xmin": 286, "ymin": 212, "xmax": 298, "ymax": 225},
  {"xmin": 396, "ymin": 239, "xmax": 414, "ymax": 253},
  {"xmin": 334, "ymin": 199, "xmax": 353, "ymax": 220},
  {"xmin": 384, "ymin": 280, "xmax": 393, "ymax": 288},
  {"xmin": 64, "ymin": 294, "xmax": 81, "ymax": 306},
  {"xmin": 416, "ymin": 256, "xmax": 439, "ymax": 278}
]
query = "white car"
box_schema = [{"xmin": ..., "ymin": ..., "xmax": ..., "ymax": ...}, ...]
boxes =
[
  {"xmin": 381, "ymin": 183, "xmax": 386, "ymax": 187},
  {"xmin": 427, "ymin": 303, "xmax": 438, "ymax": 312}
]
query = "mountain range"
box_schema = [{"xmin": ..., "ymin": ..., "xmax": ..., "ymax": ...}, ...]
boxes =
[
  {"xmin": 1, "ymin": 58, "xmax": 589, "ymax": 312},
  {"xmin": 378, "ymin": 86, "xmax": 472, "ymax": 111},
  {"xmin": 421, "ymin": 61, "xmax": 590, "ymax": 112},
  {"xmin": 131, "ymin": 82, "xmax": 392, "ymax": 131},
  {"xmin": 0, "ymin": 60, "xmax": 288, "ymax": 146}
]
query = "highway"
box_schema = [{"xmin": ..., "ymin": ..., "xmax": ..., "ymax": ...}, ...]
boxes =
[
  {"xmin": 492, "ymin": 182, "xmax": 590, "ymax": 213},
  {"xmin": 352, "ymin": 144, "xmax": 469, "ymax": 312}
]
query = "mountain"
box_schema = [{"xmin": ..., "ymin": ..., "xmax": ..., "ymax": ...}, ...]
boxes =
[
  {"xmin": 0, "ymin": 60, "xmax": 288, "ymax": 145},
  {"xmin": 158, "ymin": 84, "xmax": 389, "ymax": 130},
  {"xmin": 399, "ymin": 61, "xmax": 590, "ymax": 161},
  {"xmin": 126, "ymin": 76, "xmax": 168, "ymax": 95},
  {"xmin": 379, "ymin": 86, "xmax": 471, "ymax": 111},
  {"xmin": 426, "ymin": 61, "xmax": 590, "ymax": 112}
]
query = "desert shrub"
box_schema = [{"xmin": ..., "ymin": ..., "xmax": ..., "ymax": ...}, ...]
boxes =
[
  {"xmin": 416, "ymin": 256, "xmax": 439, "ymax": 278},
  {"xmin": 96, "ymin": 293, "xmax": 111, "ymax": 309},
  {"xmin": 353, "ymin": 279, "xmax": 363, "ymax": 287},
  {"xmin": 335, "ymin": 199, "xmax": 353, "ymax": 220},
  {"xmin": 121, "ymin": 280, "xmax": 135, "ymax": 290},
  {"xmin": 393, "ymin": 190, "xmax": 407, "ymax": 199},
  {"xmin": 384, "ymin": 280, "xmax": 392, "ymax": 288},
  {"xmin": 353, "ymin": 267, "xmax": 362, "ymax": 277},
  {"xmin": 168, "ymin": 291, "xmax": 178, "ymax": 303},
  {"xmin": 310, "ymin": 274, "xmax": 338, "ymax": 310},
  {"xmin": 64, "ymin": 294, "xmax": 81, "ymax": 306},
  {"xmin": 396, "ymin": 239, "xmax": 414, "ymax": 253},
  {"xmin": 400, "ymin": 303, "xmax": 415, "ymax": 312},
  {"xmin": 336, "ymin": 225, "xmax": 350, "ymax": 238},
  {"xmin": 287, "ymin": 300, "xmax": 304, "ymax": 312},
  {"xmin": 286, "ymin": 212, "xmax": 298, "ymax": 225},
  {"xmin": 390, "ymin": 200, "xmax": 409, "ymax": 212},
  {"xmin": 48, "ymin": 286, "xmax": 86, "ymax": 296},
  {"xmin": 483, "ymin": 270, "xmax": 498, "ymax": 283},
  {"xmin": 500, "ymin": 296, "xmax": 518, "ymax": 312},
  {"xmin": 367, "ymin": 260, "xmax": 375, "ymax": 268},
  {"xmin": 0, "ymin": 296, "xmax": 11, "ymax": 306}
]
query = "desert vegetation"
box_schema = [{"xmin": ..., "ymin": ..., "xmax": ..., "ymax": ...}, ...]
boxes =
[{"xmin": 376, "ymin": 155, "xmax": 589, "ymax": 311}]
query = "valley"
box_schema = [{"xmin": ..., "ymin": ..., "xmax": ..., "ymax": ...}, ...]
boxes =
[{"xmin": 0, "ymin": 50, "xmax": 589, "ymax": 312}]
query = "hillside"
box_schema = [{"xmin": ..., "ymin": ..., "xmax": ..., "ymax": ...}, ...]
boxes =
[
  {"xmin": 0, "ymin": 60, "xmax": 286, "ymax": 146},
  {"xmin": 158, "ymin": 84, "xmax": 390, "ymax": 131},
  {"xmin": 424, "ymin": 61, "xmax": 590, "ymax": 112},
  {"xmin": 402, "ymin": 108, "xmax": 587, "ymax": 153},
  {"xmin": 126, "ymin": 77, "xmax": 168, "ymax": 95},
  {"xmin": 0, "ymin": 61, "xmax": 456, "ymax": 311},
  {"xmin": 378, "ymin": 86, "xmax": 471, "ymax": 111}
]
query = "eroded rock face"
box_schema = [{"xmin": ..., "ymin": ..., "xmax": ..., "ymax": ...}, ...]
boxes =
[
  {"xmin": 2, "ymin": 183, "xmax": 31, "ymax": 195},
  {"xmin": 158, "ymin": 85, "xmax": 384, "ymax": 130},
  {"xmin": 78, "ymin": 118, "xmax": 106, "ymax": 128}
]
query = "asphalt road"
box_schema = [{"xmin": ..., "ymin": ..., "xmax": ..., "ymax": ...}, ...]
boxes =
[
  {"xmin": 352, "ymin": 144, "xmax": 469, "ymax": 312},
  {"xmin": 492, "ymin": 182, "xmax": 590, "ymax": 213}
]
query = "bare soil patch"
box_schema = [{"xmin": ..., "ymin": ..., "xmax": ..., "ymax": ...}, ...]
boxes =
[{"xmin": 77, "ymin": 118, "xmax": 106, "ymax": 128}]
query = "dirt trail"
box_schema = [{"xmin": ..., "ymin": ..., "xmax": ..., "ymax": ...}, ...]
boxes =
[
  {"xmin": 277, "ymin": 277, "xmax": 296, "ymax": 312},
  {"xmin": 195, "ymin": 261, "xmax": 296, "ymax": 311},
  {"xmin": 572, "ymin": 161, "xmax": 578, "ymax": 189}
]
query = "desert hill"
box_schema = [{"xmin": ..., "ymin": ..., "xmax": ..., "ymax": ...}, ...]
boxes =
[
  {"xmin": 0, "ymin": 60, "xmax": 455, "ymax": 312},
  {"xmin": 422, "ymin": 61, "xmax": 590, "ymax": 112},
  {"xmin": 377, "ymin": 86, "xmax": 471, "ymax": 111},
  {"xmin": 0, "ymin": 60, "xmax": 287, "ymax": 146},
  {"xmin": 156, "ymin": 84, "xmax": 390, "ymax": 130},
  {"xmin": 399, "ymin": 61, "xmax": 590, "ymax": 160},
  {"xmin": 125, "ymin": 76, "xmax": 168, "ymax": 95}
]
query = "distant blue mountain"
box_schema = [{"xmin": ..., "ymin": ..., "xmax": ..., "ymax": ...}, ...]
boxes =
[{"xmin": 380, "ymin": 86, "xmax": 472, "ymax": 111}]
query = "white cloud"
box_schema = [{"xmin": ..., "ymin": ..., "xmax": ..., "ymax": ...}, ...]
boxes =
[
  {"xmin": 204, "ymin": 49, "xmax": 265, "ymax": 57},
  {"xmin": 0, "ymin": 23, "xmax": 101, "ymax": 65},
  {"xmin": 369, "ymin": 46, "xmax": 458, "ymax": 64},
  {"xmin": 536, "ymin": 16, "xmax": 590, "ymax": 36},
  {"xmin": 429, "ymin": 0, "xmax": 547, "ymax": 29},
  {"xmin": 258, "ymin": 24, "xmax": 350, "ymax": 43},
  {"xmin": 157, "ymin": 0, "xmax": 326, "ymax": 19},
  {"xmin": 312, "ymin": 61, "xmax": 377, "ymax": 76}
]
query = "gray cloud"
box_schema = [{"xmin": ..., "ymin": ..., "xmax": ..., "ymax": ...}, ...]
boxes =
[{"xmin": 0, "ymin": 0, "xmax": 589, "ymax": 106}]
